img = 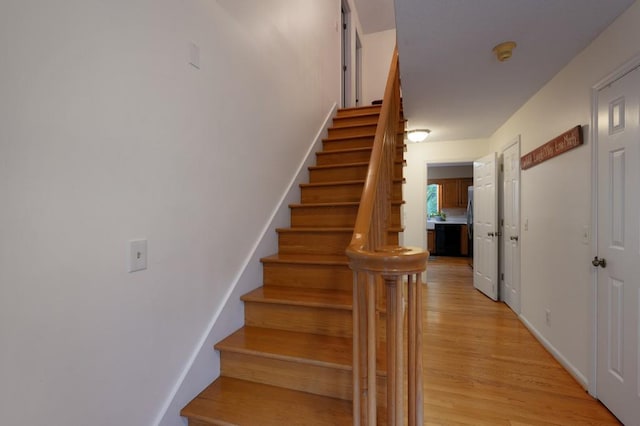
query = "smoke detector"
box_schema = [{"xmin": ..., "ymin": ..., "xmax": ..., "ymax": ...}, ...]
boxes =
[{"xmin": 493, "ymin": 41, "xmax": 517, "ymax": 62}]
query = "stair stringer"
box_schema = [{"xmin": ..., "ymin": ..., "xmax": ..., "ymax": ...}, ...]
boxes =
[{"xmin": 154, "ymin": 103, "xmax": 338, "ymax": 426}]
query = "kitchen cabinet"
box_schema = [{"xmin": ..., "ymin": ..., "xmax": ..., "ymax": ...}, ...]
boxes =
[
  {"xmin": 440, "ymin": 180, "xmax": 460, "ymax": 209},
  {"xmin": 460, "ymin": 224, "xmax": 468, "ymax": 256},
  {"xmin": 459, "ymin": 178, "xmax": 473, "ymax": 207},
  {"xmin": 427, "ymin": 230, "xmax": 435, "ymax": 254},
  {"xmin": 432, "ymin": 178, "xmax": 473, "ymax": 208}
]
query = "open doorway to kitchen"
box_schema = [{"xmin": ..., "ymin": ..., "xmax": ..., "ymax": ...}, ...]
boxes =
[{"xmin": 426, "ymin": 162, "xmax": 474, "ymax": 281}]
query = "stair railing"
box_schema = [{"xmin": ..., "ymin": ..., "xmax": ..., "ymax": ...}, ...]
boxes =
[{"xmin": 346, "ymin": 47, "xmax": 428, "ymax": 426}]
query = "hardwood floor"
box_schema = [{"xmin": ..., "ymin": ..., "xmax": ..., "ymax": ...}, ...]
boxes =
[{"xmin": 424, "ymin": 256, "xmax": 620, "ymax": 425}]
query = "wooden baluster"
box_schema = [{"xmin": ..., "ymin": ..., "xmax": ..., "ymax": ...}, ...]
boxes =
[
  {"xmin": 415, "ymin": 273, "xmax": 424, "ymax": 425},
  {"xmin": 408, "ymin": 273, "xmax": 424, "ymax": 425},
  {"xmin": 385, "ymin": 276, "xmax": 397, "ymax": 425},
  {"xmin": 367, "ymin": 273, "xmax": 377, "ymax": 425},
  {"xmin": 353, "ymin": 272, "xmax": 361, "ymax": 426},
  {"xmin": 394, "ymin": 276, "xmax": 404, "ymax": 426},
  {"xmin": 385, "ymin": 275, "xmax": 405, "ymax": 426}
]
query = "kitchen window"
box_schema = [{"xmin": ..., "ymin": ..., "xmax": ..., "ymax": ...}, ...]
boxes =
[{"xmin": 427, "ymin": 183, "xmax": 440, "ymax": 217}]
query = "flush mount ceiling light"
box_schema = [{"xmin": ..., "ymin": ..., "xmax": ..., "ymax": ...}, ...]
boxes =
[
  {"xmin": 493, "ymin": 41, "xmax": 517, "ymax": 62},
  {"xmin": 407, "ymin": 129, "xmax": 431, "ymax": 143}
]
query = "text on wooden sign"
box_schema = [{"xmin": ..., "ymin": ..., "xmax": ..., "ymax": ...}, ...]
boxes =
[{"xmin": 520, "ymin": 126, "xmax": 583, "ymax": 170}]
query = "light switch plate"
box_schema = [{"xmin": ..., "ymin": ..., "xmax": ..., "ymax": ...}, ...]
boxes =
[{"xmin": 128, "ymin": 239, "xmax": 147, "ymax": 273}]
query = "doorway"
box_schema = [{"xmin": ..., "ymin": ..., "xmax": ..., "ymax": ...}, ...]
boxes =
[
  {"xmin": 340, "ymin": 1, "xmax": 352, "ymax": 108},
  {"xmin": 501, "ymin": 138, "xmax": 521, "ymax": 314},
  {"xmin": 592, "ymin": 58, "xmax": 640, "ymax": 425},
  {"xmin": 426, "ymin": 162, "xmax": 474, "ymax": 281}
]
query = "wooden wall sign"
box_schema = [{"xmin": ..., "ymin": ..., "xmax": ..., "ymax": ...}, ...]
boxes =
[{"xmin": 520, "ymin": 125, "xmax": 583, "ymax": 170}]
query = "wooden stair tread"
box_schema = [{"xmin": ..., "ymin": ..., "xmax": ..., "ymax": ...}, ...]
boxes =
[
  {"xmin": 316, "ymin": 146, "xmax": 372, "ymax": 155},
  {"xmin": 261, "ymin": 253, "xmax": 349, "ymax": 265},
  {"xmin": 217, "ymin": 327, "xmax": 388, "ymax": 374},
  {"xmin": 323, "ymin": 134, "xmax": 375, "ymax": 143},
  {"xmin": 277, "ymin": 226, "xmax": 403, "ymax": 233},
  {"xmin": 241, "ymin": 286, "xmax": 352, "ymax": 310},
  {"xmin": 309, "ymin": 161, "xmax": 368, "ymax": 170},
  {"xmin": 277, "ymin": 226, "xmax": 354, "ymax": 232},
  {"xmin": 300, "ymin": 178, "xmax": 404, "ymax": 188},
  {"xmin": 337, "ymin": 105, "xmax": 381, "ymax": 115},
  {"xmin": 216, "ymin": 326, "xmax": 353, "ymax": 369},
  {"xmin": 309, "ymin": 160, "xmax": 403, "ymax": 171},
  {"xmin": 181, "ymin": 377, "xmax": 352, "ymax": 426},
  {"xmin": 289, "ymin": 200, "xmax": 404, "ymax": 208}
]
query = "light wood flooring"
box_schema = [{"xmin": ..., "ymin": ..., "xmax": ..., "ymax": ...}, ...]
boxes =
[{"xmin": 424, "ymin": 256, "xmax": 620, "ymax": 425}]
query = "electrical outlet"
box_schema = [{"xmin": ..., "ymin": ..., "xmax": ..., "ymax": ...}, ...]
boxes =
[
  {"xmin": 128, "ymin": 239, "xmax": 147, "ymax": 273},
  {"xmin": 545, "ymin": 309, "xmax": 551, "ymax": 326}
]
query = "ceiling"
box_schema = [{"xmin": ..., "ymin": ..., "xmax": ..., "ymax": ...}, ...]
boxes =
[{"xmin": 357, "ymin": 0, "xmax": 635, "ymax": 142}]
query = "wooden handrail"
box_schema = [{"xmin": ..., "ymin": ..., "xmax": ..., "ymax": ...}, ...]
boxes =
[{"xmin": 347, "ymin": 46, "xmax": 428, "ymax": 425}]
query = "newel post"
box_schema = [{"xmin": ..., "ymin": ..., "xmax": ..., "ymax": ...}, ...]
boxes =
[{"xmin": 348, "ymin": 246, "xmax": 427, "ymax": 426}]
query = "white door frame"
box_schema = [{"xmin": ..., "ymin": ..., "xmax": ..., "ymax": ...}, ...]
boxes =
[
  {"xmin": 589, "ymin": 52, "xmax": 640, "ymax": 398},
  {"xmin": 499, "ymin": 136, "xmax": 521, "ymax": 313}
]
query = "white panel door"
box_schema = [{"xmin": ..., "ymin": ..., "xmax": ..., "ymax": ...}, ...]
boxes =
[
  {"xmin": 503, "ymin": 140, "xmax": 521, "ymax": 313},
  {"xmin": 596, "ymin": 66, "xmax": 640, "ymax": 425},
  {"xmin": 474, "ymin": 152, "xmax": 498, "ymax": 301}
]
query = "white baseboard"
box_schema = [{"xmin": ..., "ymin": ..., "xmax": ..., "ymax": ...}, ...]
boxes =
[
  {"xmin": 153, "ymin": 102, "xmax": 338, "ymax": 426},
  {"xmin": 519, "ymin": 314, "xmax": 588, "ymax": 389}
]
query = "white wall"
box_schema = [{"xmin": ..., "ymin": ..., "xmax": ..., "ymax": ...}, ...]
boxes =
[
  {"xmin": 362, "ymin": 29, "xmax": 397, "ymax": 106},
  {"xmin": 428, "ymin": 165, "xmax": 473, "ymax": 179},
  {"xmin": 403, "ymin": 139, "xmax": 490, "ymax": 251},
  {"xmin": 488, "ymin": 1, "xmax": 640, "ymax": 387},
  {"xmin": 0, "ymin": 1, "xmax": 342, "ymax": 425}
]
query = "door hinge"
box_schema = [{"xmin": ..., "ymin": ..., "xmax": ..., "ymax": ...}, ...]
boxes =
[
  {"xmin": 500, "ymin": 163, "xmax": 504, "ymax": 172},
  {"xmin": 343, "ymin": 65, "xmax": 347, "ymax": 71},
  {"xmin": 500, "ymin": 219, "xmax": 504, "ymax": 226},
  {"xmin": 343, "ymin": 23, "xmax": 347, "ymax": 30},
  {"xmin": 501, "ymin": 273, "xmax": 504, "ymax": 281}
]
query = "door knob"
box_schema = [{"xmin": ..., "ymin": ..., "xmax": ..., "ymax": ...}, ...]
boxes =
[
  {"xmin": 592, "ymin": 256, "xmax": 607, "ymax": 268},
  {"xmin": 510, "ymin": 235, "xmax": 519, "ymax": 241},
  {"xmin": 488, "ymin": 232, "xmax": 494, "ymax": 237}
]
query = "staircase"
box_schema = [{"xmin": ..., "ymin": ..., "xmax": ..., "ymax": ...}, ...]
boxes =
[{"xmin": 181, "ymin": 104, "xmax": 405, "ymax": 425}]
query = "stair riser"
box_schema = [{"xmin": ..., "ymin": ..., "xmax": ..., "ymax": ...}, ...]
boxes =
[
  {"xmin": 220, "ymin": 352, "xmax": 352, "ymax": 401},
  {"xmin": 300, "ymin": 181, "xmax": 402, "ymax": 203},
  {"xmin": 332, "ymin": 114, "xmax": 380, "ymax": 128},
  {"xmin": 244, "ymin": 302, "xmax": 388, "ymax": 341},
  {"xmin": 278, "ymin": 230, "xmax": 399, "ymax": 256},
  {"xmin": 291, "ymin": 204, "xmax": 358, "ymax": 228},
  {"xmin": 245, "ymin": 303, "xmax": 353, "ymax": 337},
  {"xmin": 301, "ymin": 183, "xmax": 363, "ymax": 203},
  {"xmin": 323, "ymin": 137, "xmax": 373, "ymax": 151},
  {"xmin": 328, "ymin": 125, "xmax": 377, "ymax": 139},
  {"xmin": 316, "ymin": 150, "xmax": 372, "ymax": 165},
  {"xmin": 262, "ymin": 262, "xmax": 352, "ymax": 291},
  {"xmin": 278, "ymin": 230, "xmax": 352, "ymax": 256},
  {"xmin": 336, "ymin": 106, "xmax": 381, "ymax": 117},
  {"xmin": 309, "ymin": 163, "xmax": 403, "ymax": 183},
  {"xmin": 309, "ymin": 164, "xmax": 369, "ymax": 183},
  {"xmin": 290, "ymin": 205, "xmax": 401, "ymax": 228},
  {"xmin": 219, "ymin": 352, "xmax": 387, "ymax": 403},
  {"xmin": 322, "ymin": 138, "xmax": 405, "ymax": 157}
]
